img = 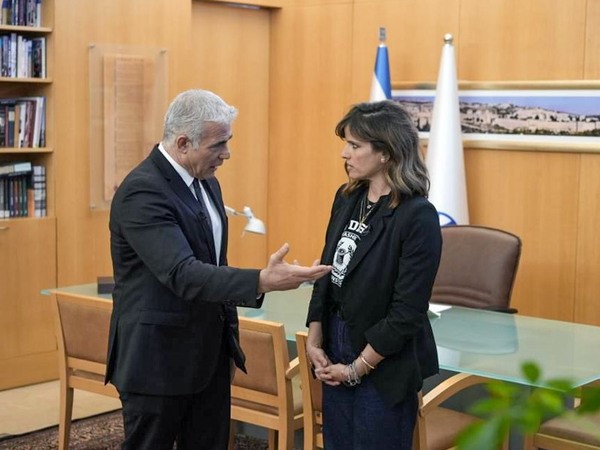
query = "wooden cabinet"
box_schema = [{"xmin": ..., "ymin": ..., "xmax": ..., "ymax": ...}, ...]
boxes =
[
  {"xmin": 0, "ymin": 0, "xmax": 56, "ymax": 390},
  {"xmin": 0, "ymin": 218, "xmax": 57, "ymax": 389}
]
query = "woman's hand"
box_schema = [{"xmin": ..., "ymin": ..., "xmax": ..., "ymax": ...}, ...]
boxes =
[
  {"xmin": 307, "ymin": 343, "xmax": 329, "ymax": 370},
  {"xmin": 314, "ymin": 362, "xmax": 346, "ymax": 386}
]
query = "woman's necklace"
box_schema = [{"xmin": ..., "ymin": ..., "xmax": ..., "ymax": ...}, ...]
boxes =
[{"xmin": 359, "ymin": 193, "xmax": 377, "ymax": 225}]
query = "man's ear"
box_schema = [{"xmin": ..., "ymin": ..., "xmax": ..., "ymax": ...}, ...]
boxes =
[{"xmin": 176, "ymin": 135, "xmax": 189, "ymax": 152}]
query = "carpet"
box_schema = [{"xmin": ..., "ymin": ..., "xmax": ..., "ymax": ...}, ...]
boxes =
[{"xmin": 0, "ymin": 410, "xmax": 268, "ymax": 450}]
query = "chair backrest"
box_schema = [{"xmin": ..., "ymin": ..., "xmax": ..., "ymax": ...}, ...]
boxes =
[
  {"xmin": 431, "ymin": 225, "xmax": 522, "ymax": 311},
  {"xmin": 296, "ymin": 331, "xmax": 324, "ymax": 449},
  {"xmin": 232, "ymin": 317, "xmax": 292, "ymax": 411},
  {"xmin": 51, "ymin": 293, "xmax": 117, "ymax": 396}
]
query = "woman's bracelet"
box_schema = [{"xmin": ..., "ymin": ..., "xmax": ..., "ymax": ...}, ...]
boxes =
[
  {"xmin": 359, "ymin": 353, "xmax": 376, "ymax": 371},
  {"xmin": 343, "ymin": 361, "xmax": 361, "ymax": 387}
]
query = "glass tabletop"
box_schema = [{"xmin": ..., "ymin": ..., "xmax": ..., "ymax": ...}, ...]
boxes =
[
  {"xmin": 41, "ymin": 283, "xmax": 113, "ymax": 300},
  {"xmin": 242, "ymin": 288, "xmax": 600, "ymax": 388},
  {"xmin": 46, "ymin": 283, "xmax": 600, "ymax": 388},
  {"xmin": 430, "ymin": 306, "xmax": 600, "ymax": 387}
]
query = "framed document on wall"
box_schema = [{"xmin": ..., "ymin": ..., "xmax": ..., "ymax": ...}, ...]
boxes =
[{"xmin": 88, "ymin": 43, "xmax": 168, "ymax": 210}]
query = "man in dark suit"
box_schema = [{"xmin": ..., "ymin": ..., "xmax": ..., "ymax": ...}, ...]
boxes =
[{"xmin": 106, "ymin": 89, "xmax": 331, "ymax": 450}]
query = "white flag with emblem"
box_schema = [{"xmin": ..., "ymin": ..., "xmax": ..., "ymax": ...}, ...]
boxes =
[{"xmin": 426, "ymin": 34, "xmax": 469, "ymax": 226}]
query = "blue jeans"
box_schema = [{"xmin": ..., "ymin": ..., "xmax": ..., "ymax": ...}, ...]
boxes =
[{"xmin": 323, "ymin": 313, "xmax": 417, "ymax": 450}]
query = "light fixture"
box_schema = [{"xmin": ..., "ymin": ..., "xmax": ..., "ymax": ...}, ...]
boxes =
[{"xmin": 225, "ymin": 205, "xmax": 266, "ymax": 235}]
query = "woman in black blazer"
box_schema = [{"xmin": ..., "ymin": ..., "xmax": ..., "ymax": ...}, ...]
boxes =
[{"xmin": 306, "ymin": 101, "xmax": 442, "ymax": 449}]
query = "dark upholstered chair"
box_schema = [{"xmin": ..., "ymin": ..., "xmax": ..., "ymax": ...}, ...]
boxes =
[
  {"xmin": 414, "ymin": 225, "xmax": 521, "ymax": 449},
  {"xmin": 229, "ymin": 317, "xmax": 303, "ymax": 450},
  {"xmin": 296, "ymin": 331, "xmax": 324, "ymax": 450},
  {"xmin": 50, "ymin": 292, "xmax": 118, "ymax": 450},
  {"xmin": 431, "ymin": 225, "xmax": 522, "ymax": 313}
]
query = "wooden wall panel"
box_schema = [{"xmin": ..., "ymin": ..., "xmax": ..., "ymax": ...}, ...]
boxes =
[
  {"xmin": 464, "ymin": 149, "xmax": 580, "ymax": 320},
  {"xmin": 53, "ymin": 0, "xmax": 192, "ymax": 285},
  {"xmin": 574, "ymin": 154, "xmax": 600, "ymax": 325},
  {"xmin": 459, "ymin": 0, "xmax": 587, "ymax": 79},
  {"xmin": 585, "ymin": 0, "xmax": 600, "ymax": 78},
  {"xmin": 189, "ymin": 2, "xmax": 270, "ymax": 268},
  {"xmin": 352, "ymin": 0, "xmax": 460, "ymax": 94},
  {"xmin": 268, "ymin": 4, "xmax": 353, "ymax": 265},
  {"xmin": 49, "ymin": 0, "xmax": 600, "ymax": 327}
]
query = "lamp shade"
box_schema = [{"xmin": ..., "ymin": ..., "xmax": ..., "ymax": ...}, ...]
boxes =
[{"xmin": 225, "ymin": 205, "xmax": 266, "ymax": 235}]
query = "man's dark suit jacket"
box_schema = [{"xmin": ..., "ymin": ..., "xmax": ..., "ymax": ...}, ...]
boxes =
[
  {"xmin": 106, "ymin": 145, "xmax": 263, "ymax": 396},
  {"xmin": 307, "ymin": 184, "xmax": 442, "ymax": 407}
]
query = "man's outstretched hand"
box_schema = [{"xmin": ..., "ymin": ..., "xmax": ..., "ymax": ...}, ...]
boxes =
[{"xmin": 258, "ymin": 243, "xmax": 332, "ymax": 293}]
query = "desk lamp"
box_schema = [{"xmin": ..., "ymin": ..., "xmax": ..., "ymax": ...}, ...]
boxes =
[{"xmin": 225, "ymin": 206, "xmax": 266, "ymax": 235}]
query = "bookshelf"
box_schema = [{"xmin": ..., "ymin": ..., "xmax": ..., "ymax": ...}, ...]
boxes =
[{"xmin": 0, "ymin": 0, "xmax": 57, "ymax": 390}]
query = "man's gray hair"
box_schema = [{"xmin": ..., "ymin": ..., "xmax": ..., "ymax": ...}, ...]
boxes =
[{"xmin": 162, "ymin": 90, "xmax": 238, "ymax": 146}]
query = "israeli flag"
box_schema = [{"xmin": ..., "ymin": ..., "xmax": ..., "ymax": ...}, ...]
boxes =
[
  {"xmin": 370, "ymin": 27, "xmax": 392, "ymax": 102},
  {"xmin": 426, "ymin": 34, "xmax": 469, "ymax": 226}
]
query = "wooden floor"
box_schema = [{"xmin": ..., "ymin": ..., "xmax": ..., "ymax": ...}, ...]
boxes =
[{"xmin": 0, "ymin": 380, "xmax": 121, "ymax": 438}]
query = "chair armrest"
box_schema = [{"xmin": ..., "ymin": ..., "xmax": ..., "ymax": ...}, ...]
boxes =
[
  {"xmin": 286, "ymin": 357, "xmax": 299, "ymax": 379},
  {"xmin": 483, "ymin": 306, "xmax": 518, "ymax": 314},
  {"xmin": 420, "ymin": 373, "xmax": 489, "ymax": 416}
]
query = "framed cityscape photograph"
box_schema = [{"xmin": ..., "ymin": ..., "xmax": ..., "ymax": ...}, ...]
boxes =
[{"xmin": 392, "ymin": 81, "xmax": 600, "ymax": 152}]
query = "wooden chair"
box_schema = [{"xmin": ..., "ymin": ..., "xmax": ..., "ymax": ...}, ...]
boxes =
[
  {"xmin": 229, "ymin": 317, "xmax": 303, "ymax": 450},
  {"xmin": 50, "ymin": 292, "xmax": 118, "ymax": 450},
  {"xmin": 524, "ymin": 381, "xmax": 600, "ymax": 450},
  {"xmin": 415, "ymin": 225, "xmax": 521, "ymax": 449},
  {"xmin": 413, "ymin": 373, "xmax": 491, "ymax": 450},
  {"xmin": 296, "ymin": 331, "xmax": 324, "ymax": 450},
  {"xmin": 431, "ymin": 225, "xmax": 522, "ymax": 312}
]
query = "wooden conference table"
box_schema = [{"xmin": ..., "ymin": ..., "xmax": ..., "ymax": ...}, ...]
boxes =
[{"xmin": 47, "ymin": 282, "xmax": 600, "ymax": 389}]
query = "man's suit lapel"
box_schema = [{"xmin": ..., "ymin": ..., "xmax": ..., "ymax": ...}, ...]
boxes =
[{"xmin": 149, "ymin": 147, "xmax": 218, "ymax": 263}]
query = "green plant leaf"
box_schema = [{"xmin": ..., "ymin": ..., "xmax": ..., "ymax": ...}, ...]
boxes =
[
  {"xmin": 534, "ymin": 389, "xmax": 567, "ymax": 415},
  {"xmin": 510, "ymin": 407, "xmax": 542, "ymax": 433},
  {"xmin": 486, "ymin": 380, "xmax": 519, "ymax": 398},
  {"xmin": 456, "ymin": 416, "xmax": 507, "ymax": 450},
  {"xmin": 469, "ymin": 398, "xmax": 506, "ymax": 416},
  {"xmin": 579, "ymin": 386, "xmax": 600, "ymax": 413},
  {"xmin": 522, "ymin": 362, "xmax": 541, "ymax": 383}
]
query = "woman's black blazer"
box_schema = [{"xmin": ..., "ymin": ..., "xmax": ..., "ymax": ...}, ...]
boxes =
[{"xmin": 307, "ymin": 184, "xmax": 442, "ymax": 406}]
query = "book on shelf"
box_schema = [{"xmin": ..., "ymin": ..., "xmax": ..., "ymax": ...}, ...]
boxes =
[
  {"xmin": 31, "ymin": 163, "xmax": 45, "ymax": 217},
  {"xmin": 0, "ymin": 96, "xmax": 45, "ymax": 147},
  {"xmin": 0, "ymin": 160, "xmax": 45, "ymax": 218},
  {"xmin": 1, "ymin": 0, "xmax": 42, "ymax": 27},
  {"xmin": 31, "ymin": 36, "xmax": 45, "ymax": 78},
  {"xmin": 0, "ymin": 159, "xmax": 31, "ymax": 175},
  {"xmin": 0, "ymin": 33, "xmax": 45, "ymax": 79}
]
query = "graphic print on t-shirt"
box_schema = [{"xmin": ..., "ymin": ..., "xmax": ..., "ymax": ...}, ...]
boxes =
[{"xmin": 331, "ymin": 219, "xmax": 367, "ymax": 287}]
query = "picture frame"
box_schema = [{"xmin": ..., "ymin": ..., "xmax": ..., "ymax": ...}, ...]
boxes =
[
  {"xmin": 88, "ymin": 43, "xmax": 168, "ymax": 210},
  {"xmin": 392, "ymin": 81, "xmax": 600, "ymax": 153}
]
